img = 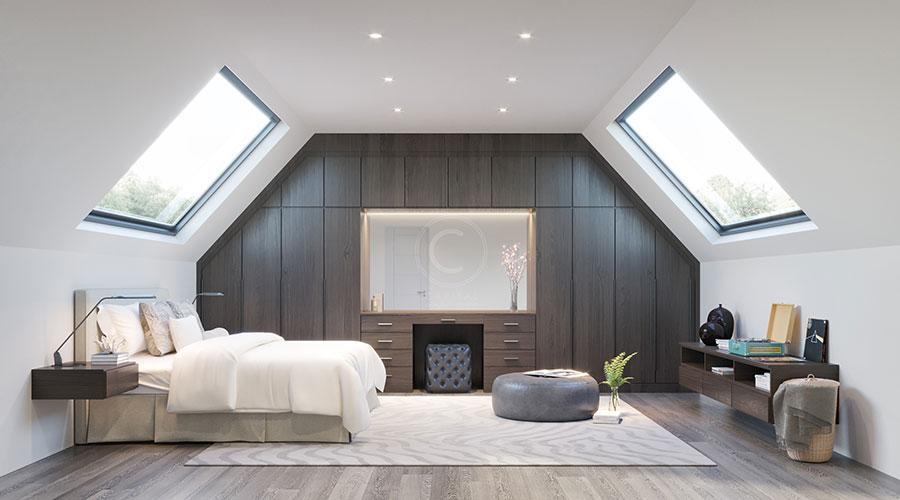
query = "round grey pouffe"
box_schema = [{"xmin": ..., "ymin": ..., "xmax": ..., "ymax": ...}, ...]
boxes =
[{"xmin": 491, "ymin": 373, "xmax": 600, "ymax": 422}]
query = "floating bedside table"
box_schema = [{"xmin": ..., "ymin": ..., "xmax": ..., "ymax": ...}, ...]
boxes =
[{"xmin": 32, "ymin": 362, "xmax": 138, "ymax": 400}]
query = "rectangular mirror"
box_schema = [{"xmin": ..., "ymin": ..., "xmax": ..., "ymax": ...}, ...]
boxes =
[{"xmin": 364, "ymin": 210, "xmax": 532, "ymax": 311}]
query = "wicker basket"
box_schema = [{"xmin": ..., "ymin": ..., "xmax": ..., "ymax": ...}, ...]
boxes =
[{"xmin": 783, "ymin": 375, "xmax": 839, "ymax": 463}]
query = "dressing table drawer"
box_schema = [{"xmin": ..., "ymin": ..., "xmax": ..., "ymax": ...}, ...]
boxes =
[
  {"xmin": 362, "ymin": 332, "xmax": 412, "ymax": 350},
  {"xmin": 382, "ymin": 367, "xmax": 413, "ymax": 393},
  {"xmin": 484, "ymin": 333, "xmax": 535, "ymax": 350},
  {"xmin": 375, "ymin": 349, "xmax": 412, "ymax": 367},
  {"xmin": 484, "ymin": 350, "xmax": 535, "ymax": 367},
  {"xmin": 482, "ymin": 315, "xmax": 535, "ymax": 333},
  {"xmin": 361, "ymin": 316, "xmax": 414, "ymax": 333}
]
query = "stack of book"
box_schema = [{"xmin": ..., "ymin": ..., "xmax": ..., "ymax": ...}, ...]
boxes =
[
  {"xmin": 91, "ymin": 352, "xmax": 128, "ymax": 366},
  {"xmin": 711, "ymin": 366, "xmax": 734, "ymax": 376},
  {"xmin": 755, "ymin": 372, "xmax": 771, "ymax": 391},
  {"xmin": 715, "ymin": 339, "xmax": 730, "ymax": 350}
]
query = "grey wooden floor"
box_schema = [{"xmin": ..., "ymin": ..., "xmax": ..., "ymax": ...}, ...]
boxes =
[{"xmin": 1, "ymin": 393, "xmax": 898, "ymax": 500}]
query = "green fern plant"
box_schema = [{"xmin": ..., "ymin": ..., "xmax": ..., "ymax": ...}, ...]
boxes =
[{"xmin": 601, "ymin": 352, "xmax": 637, "ymax": 411}]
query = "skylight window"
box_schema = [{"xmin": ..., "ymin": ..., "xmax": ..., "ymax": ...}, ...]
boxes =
[
  {"xmin": 88, "ymin": 67, "xmax": 279, "ymax": 234},
  {"xmin": 616, "ymin": 67, "xmax": 808, "ymax": 235}
]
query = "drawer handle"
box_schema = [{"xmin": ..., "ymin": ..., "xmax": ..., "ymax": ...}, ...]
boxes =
[
  {"xmin": 503, "ymin": 322, "xmax": 519, "ymax": 326},
  {"xmin": 377, "ymin": 322, "xmax": 393, "ymax": 326},
  {"xmin": 504, "ymin": 357, "xmax": 520, "ymax": 361},
  {"xmin": 377, "ymin": 339, "xmax": 393, "ymax": 344},
  {"xmin": 386, "ymin": 374, "xmax": 393, "ymax": 378},
  {"xmin": 380, "ymin": 357, "xmax": 393, "ymax": 361},
  {"xmin": 503, "ymin": 339, "xmax": 519, "ymax": 343},
  {"xmin": 440, "ymin": 318, "xmax": 456, "ymax": 322}
]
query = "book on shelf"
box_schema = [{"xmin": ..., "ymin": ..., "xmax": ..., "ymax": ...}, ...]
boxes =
[
  {"xmin": 754, "ymin": 372, "xmax": 771, "ymax": 391},
  {"xmin": 91, "ymin": 352, "xmax": 129, "ymax": 365},
  {"xmin": 711, "ymin": 366, "xmax": 734, "ymax": 376}
]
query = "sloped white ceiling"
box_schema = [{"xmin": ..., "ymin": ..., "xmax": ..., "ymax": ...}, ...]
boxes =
[
  {"xmin": 582, "ymin": 0, "xmax": 900, "ymax": 262},
  {"xmin": 0, "ymin": 0, "xmax": 692, "ymax": 262}
]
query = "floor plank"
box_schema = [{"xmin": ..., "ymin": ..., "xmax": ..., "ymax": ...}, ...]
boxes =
[{"xmin": 1, "ymin": 394, "xmax": 898, "ymax": 500}]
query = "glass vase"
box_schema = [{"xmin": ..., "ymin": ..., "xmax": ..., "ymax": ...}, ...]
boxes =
[
  {"xmin": 608, "ymin": 387, "xmax": 619, "ymax": 412},
  {"xmin": 509, "ymin": 282, "xmax": 518, "ymax": 312}
]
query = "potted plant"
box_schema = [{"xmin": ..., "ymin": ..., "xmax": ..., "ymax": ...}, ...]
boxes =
[{"xmin": 601, "ymin": 352, "xmax": 637, "ymax": 412}]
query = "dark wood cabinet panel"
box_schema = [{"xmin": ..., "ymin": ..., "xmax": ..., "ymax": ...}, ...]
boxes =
[
  {"xmin": 283, "ymin": 156, "xmax": 324, "ymax": 206},
  {"xmin": 572, "ymin": 208, "xmax": 615, "ymax": 380},
  {"xmin": 324, "ymin": 208, "xmax": 360, "ymax": 340},
  {"xmin": 615, "ymin": 208, "xmax": 656, "ymax": 383},
  {"xmin": 535, "ymin": 208, "xmax": 572, "ymax": 369},
  {"xmin": 405, "ymin": 156, "xmax": 448, "ymax": 207},
  {"xmin": 448, "ymin": 156, "xmax": 491, "ymax": 207},
  {"xmin": 573, "ymin": 156, "xmax": 615, "ymax": 207},
  {"xmin": 324, "ymin": 156, "xmax": 360, "ymax": 207},
  {"xmin": 536, "ymin": 156, "xmax": 572, "ymax": 207},
  {"xmin": 362, "ymin": 157, "xmax": 405, "ymax": 207},
  {"xmin": 199, "ymin": 232, "xmax": 242, "ymax": 333},
  {"xmin": 492, "ymin": 157, "xmax": 535, "ymax": 207},
  {"xmin": 615, "ymin": 186, "xmax": 633, "ymax": 207},
  {"xmin": 282, "ymin": 208, "xmax": 324, "ymax": 340},
  {"xmin": 242, "ymin": 208, "xmax": 281, "ymax": 334},
  {"xmin": 655, "ymin": 232, "xmax": 693, "ymax": 384},
  {"xmin": 262, "ymin": 187, "xmax": 281, "ymax": 207}
]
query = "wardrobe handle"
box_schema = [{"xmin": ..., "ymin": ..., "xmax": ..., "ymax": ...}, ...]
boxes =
[
  {"xmin": 377, "ymin": 322, "xmax": 393, "ymax": 326},
  {"xmin": 503, "ymin": 339, "xmax": 519, "ymax": 343},
  {"xmin": 440, "ymin": 318, "xmax": 456, "ymax": 322},
  {"xmin": 503, "ymin": 322, "xmax": 519, "ymax": 326},
  {"xmin": 377, "ymin": 339, "xmax": 393, "ymax": 344}
]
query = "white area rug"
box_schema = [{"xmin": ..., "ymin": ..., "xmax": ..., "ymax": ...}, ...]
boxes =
[{"xmin": 186, "ymin": 395, "xmax": 714, "ymax": 466}]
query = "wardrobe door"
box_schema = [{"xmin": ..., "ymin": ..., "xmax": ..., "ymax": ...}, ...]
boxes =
[
  {"xmin": 362, "ymin": 157, "xmax": 405, "ymax": 207},
  {"xmin": 448, "ymin": 156, "xmax": 491, "ymax": 207},
  {"xmin": 536, "ymin": 156, "xmax": 572, "ymax": 207},
  {"xmin": 242, "ymin": 208, "xmax": 282, "ymax": 334},
  {"xmin": 572, "ymin": 208, "xmax": 615, "ymax": 380},
  {"xmin": 324, "ymin": 208, "xmax": 361, "ymax": 340},
  {"xmin": 199, "ymin": 232, "xmax": 242, "ymax": 333},
  {"xmin": 655, "ymin": 232, "xmax": 693, "ymax": 384},
  {"xmin": 535, "ymin": 208, "xmax": 572, "ymax": 369},
  {"xmin": 324, "ymin": 156, "xmax": 361, "ymax": 207},
  {"xmin": 405, "ymin": 156, "xmax": 448, "ymax": 207},
  {"xmin": 283, "ymin": 156, "xmax": 324, "ymax": 207},
  {"xmin": 492, "ymin": 156, "xmax": 535, "ymax": 207},
  {"xmin": 282, "ymin": 208, "xmax": 324, "ymax": 340},
  {"xmin": 572, "ymin": 156, "xmax": 615, "ymax": 207},
  {"xmin": 615, "ymin": 208, "xmax": 656, "ymax": 384}
]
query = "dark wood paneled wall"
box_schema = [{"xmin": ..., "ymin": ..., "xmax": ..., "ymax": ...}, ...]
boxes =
[{"xmin": 197, "ymin": 134, "xmax": 699, "ymax": 391}]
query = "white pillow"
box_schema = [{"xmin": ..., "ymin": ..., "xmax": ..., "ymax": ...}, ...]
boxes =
[
  {"xmin": 169, "ymin": 316, "xmax": 204, "ymax": 352},
  {"xmin": 97, "ymin": 303, "xmax": 146, "ymax": 355},
  {"xmin": 202, "ymin": 327, "xmax": 229, "ymax": 340}
]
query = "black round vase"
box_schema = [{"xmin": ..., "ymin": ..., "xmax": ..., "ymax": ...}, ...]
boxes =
[{"xmin": 698, "ymin": 321, "xmax": 725, "ymax": 346}]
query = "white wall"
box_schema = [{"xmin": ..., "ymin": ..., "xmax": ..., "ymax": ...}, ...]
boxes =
[
  {"xmin": 0, "ymin": 245, "xmax": 194, "ymax": 477},
  {"xmin": 702, "ymin": 245, "xmax": 900, "ymax": 479}
]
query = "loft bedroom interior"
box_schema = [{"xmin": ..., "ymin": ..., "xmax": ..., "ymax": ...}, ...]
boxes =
[{"xmin": 2, "ymin": 1, "xmax": 899, "ymax": 499}]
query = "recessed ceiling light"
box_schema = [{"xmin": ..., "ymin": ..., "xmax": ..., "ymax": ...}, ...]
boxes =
[
  {"xmin": 369, "ymin": 33, "xmax": 383, "ymax": 39},
  {"xmin": 384, "ymin": 76, "xmax": 394, "ymax": 83},
  {"xmin": 519, "ymin": 33, "xmax": 532, "ymax": 39},
  {"xmin": 507, "ymin": 76, "xmax": 518, "ymax": 83},
  {"xmin": 498, "ymin": 107, "xmax": 508, "ymax": 113},
  {"xmin": 393, "ymin": 107, "xmax": 403, "ymax": 113}
]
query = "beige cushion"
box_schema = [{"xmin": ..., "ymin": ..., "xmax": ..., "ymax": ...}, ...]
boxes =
[
  {"xmin": 169, "ymin": 316, "xmax": 204, "ymax": 352},
  {"xmin": 140, "ymin": 301, "xmax": 175, "ymax": 355}
]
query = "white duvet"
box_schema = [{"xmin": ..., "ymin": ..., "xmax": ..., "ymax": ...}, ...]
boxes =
[{"xmin": 166, "ymin": 333, "xmax": 386, "ymax": 434}]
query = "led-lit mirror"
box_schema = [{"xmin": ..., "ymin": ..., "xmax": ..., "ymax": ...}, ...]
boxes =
[{"xmin": 364, "ymin": 210, "xmax": 532, "ymax": 311}]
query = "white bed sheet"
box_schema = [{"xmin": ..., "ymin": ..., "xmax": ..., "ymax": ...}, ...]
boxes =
[{"xmin": 125, "ymin": 351, "xmax": 175, "ymax": 394}]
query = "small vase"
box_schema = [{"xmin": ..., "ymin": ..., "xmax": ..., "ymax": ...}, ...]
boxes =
[
  {"xmin": 509, "ymin": 282, "xmax": 518, "ymax": 312},
  {"xmin": 608, "ymin": 387, "xmax": 619, "ymax": 412}
]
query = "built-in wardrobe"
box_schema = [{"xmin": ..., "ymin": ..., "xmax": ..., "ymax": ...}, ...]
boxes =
[{"xmin": 197, "ymin": 134, "xmax": 698, "ymax": 391}]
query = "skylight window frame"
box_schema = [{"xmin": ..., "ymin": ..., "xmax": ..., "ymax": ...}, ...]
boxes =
[
  {"xmin": 86, "ymin": 67, "xmax": 280, "ymax": 236},
  {"xmin": 615, "ymin": 67, "xmax": 809, "ymax": 236}
]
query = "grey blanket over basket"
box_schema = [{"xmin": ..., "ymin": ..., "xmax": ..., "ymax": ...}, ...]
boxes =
[{"xmin": 773, "ymin": 377, "xmax": 839, "ymax": 451}]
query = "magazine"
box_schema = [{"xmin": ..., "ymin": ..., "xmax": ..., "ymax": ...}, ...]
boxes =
[{"xmin": 523, "ymin": 369, "xmax": 589, "ymax": 379}]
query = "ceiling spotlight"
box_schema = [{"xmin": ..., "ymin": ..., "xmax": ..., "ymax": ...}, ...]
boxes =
[
  {"xmin": 498, "ymin": 107, "xmax": 508, "ymax": 113},
  {"xmin": 507, "ymin": 76, "xmax": 518, "ymax": 83},
  {"xmin": 393, "ymin": 107, "xmax": 403, "ymax": 113},
  {"xmin": 384, "ymin": 76, "xmax": 394, "ymax": 83},
  {"xmin": 519, "ymin": 33, "xmax": 532, "ymax": 39},
  {"xmin": 369, "ymin": 33, "xmax": 383, "ymax": 39}
]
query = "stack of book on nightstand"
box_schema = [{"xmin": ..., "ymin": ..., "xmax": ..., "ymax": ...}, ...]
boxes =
[
  {"xmin": 711, "ymin": 366, "xmax": 734, "ymax": 376},
  {"xmin": 91, "ymin": 352, "xmax": 128, "ymax": 366}
]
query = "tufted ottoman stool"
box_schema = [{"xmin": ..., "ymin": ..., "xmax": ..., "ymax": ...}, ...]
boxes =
[
  {"xmin": 491, "ymin": 372, "xmax": 599, "ymax": 421},
  {"xmin": 425, "ymin": 344, "xmax": 472, "ymax": 393}
]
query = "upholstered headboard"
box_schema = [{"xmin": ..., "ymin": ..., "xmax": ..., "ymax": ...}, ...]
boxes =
[{"xmin": 73, "ymin": 288, "xmax": 169, "ymax": 362}]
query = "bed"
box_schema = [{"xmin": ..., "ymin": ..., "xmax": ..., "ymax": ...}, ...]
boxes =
[{"xmin": 72, "ymin": 288, "xmax": 385, "ymax": 444}]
